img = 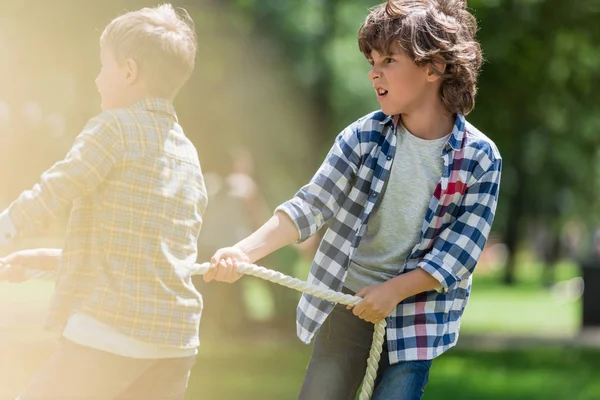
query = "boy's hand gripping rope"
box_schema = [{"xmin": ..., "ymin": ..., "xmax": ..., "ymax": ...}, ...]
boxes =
[{"xmin": 0, "ymin": 262, "xmax": 386, "ymax": 400}]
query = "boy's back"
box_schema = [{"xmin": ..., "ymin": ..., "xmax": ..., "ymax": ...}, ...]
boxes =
[{"xmin": 23, "ymin": 98, "xmax": 208, "ymax": 346}]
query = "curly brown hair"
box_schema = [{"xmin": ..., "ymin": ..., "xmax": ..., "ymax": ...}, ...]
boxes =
[{"xmin": 358, "ymin": 0, "xmax": 483, "ymax": 115}]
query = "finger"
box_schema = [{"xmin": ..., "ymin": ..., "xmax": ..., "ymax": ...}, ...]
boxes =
[
  {"xmin": 210, "ymin": 249, "xmax": 231, "ymax": 266},
  {"xmin": 203, "ymin": 265, "xmax": 218, "ymax": 282},
  {"xmin": 349, "ymin": 288, "xmax": 367, "ymax": 310},
  {"xmin": 346, "ymin": 298, "xmax": 360, "ymax": 310},
  {"xmin": 225, "ymin": 259, "xmax": 243, "ymax": 283},
  {"xmin": 210, "ymin": 252, "xmax": 223, "ymax": 267},
  {"xmin": 358, "ymin": 312, "xmax": 374, "ymax": 323},
  {"xmin": 223, "ymin": 258, "xmax": 236, "ymax": 282},
  {"xmin": 359, "ymin": 308, "xmax": 378, "ymax": 323},
  {"xmin": 214, "ymin": 259, "xmax": 231, "ymax": 281},
  {"xmin": 352, "ymin": 302, "xmax": 365, "ymax": 317},
  {"xmin": 357, "ymin": 305, "xmax": 375, "ymax": 321}
]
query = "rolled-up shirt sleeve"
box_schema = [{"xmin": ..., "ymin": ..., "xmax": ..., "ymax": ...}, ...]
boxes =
[
  {"xmin": 418, "ymin": 155, "xmax": 502, "ymax": 293},
  {"xmin": 4, "ymin": 113, "xmax": 122, "ymax": 239},
  {"xmin": 276, "ymin": 123, "xmax": 361, "ymax": 242}
]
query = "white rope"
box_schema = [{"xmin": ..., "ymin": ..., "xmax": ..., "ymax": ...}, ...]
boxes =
[{"xmin": 0, "ymin": 262, "xmax": 386, "ymax": 399}]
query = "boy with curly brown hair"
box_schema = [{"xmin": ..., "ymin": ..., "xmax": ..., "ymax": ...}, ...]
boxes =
[{"xmin": 208, "ymin": 0, "xmax": 502, "ymax": 398}]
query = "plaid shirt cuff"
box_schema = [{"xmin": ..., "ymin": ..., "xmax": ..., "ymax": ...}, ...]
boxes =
[
  {"xmin": 418, "ymin": 255, "xmax": 459, "ymax": 293},
  {"xmin": 275, "ymin": 199, "xmax": 317, "ymax": 243}
]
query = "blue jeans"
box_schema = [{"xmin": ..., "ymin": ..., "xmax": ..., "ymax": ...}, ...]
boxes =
[{"xmin": 299, "ymin": 299, "xmax": 432, "ymax": 400}]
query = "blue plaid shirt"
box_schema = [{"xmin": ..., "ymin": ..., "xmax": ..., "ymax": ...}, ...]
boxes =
[{"xmin": 276, "ymin": 111, "xmax": 502, "ymax": 362}]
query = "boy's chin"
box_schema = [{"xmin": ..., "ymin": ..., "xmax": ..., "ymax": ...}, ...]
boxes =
[{"xmin": 380, "ymin": 106, "xmax": 401, "ymax": 116}]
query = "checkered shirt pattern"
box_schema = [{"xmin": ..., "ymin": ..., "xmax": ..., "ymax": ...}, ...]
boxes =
[
  {"xmin": 7, "ymin": 98, "xmax": 207, "ymax": 348},
  {"xmin": 276, "ymin": 111, "xmax": 502, "ymax": 362}
]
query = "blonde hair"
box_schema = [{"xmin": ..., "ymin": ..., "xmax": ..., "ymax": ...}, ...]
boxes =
[
  {"xmin": 358, "ymin": 0, "xmax": 483, "ymax": 115},
  {"xmin": 100, "ymin": 4, "xmax": 197, "ymax": 99}
]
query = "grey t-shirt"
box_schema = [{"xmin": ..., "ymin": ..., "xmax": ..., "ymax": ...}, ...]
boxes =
[{"xmin": 344, "ymin": 124, "xmax": 449, "ymax": 292}]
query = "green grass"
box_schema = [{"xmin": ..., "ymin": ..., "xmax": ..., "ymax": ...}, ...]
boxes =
[
  {"xmin": 186, "ymin": 339, "xmax": 600, "ymax": 400},
  {"xmin": 425, "ymin": 347, "xmax": 600, "ymax": 400},
  {"xmin": 460, "ymin": 273, "xmax": 580, "ymax": 337},
  {"xmin": 0, "ymin": 259, "xmax": 593, "ymax": 399}
]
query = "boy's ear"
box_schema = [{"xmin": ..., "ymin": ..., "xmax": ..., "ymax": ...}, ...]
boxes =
[
  {"xmin": 124, "ymin": 58, "xmax": 140, "ymax": 85},
  {"xmin": 426, "ymin": 62, "xmax": 446, "ymax": 83}
]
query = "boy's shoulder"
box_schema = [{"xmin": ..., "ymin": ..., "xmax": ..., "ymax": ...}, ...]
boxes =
[
  {"xmin": 86, "ymin": 106, "xmax": 138, "ymax": 127},
  {"xmin": 340, "ymin": 110, "xmax": 391, "ymax": 145},
  {"xmin": 79, "ymin": 109, "xmax": 124, "ymax": 138},
  {"xmin": 352, "ymin": 110, "xmax": 391, "ymax": 133},
  {"xmin": 462, "ymin": 119, "xmax": 502, "ymax": 163},
  {"xmin": 87, "ymin": 99, "xmax": 177, "ymax": 129}
]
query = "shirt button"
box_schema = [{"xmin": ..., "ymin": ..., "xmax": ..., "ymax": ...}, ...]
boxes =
[
  {"xmin": 371, "ymin": 192, "xmax": 377, "ymax": 198},
  {"xmin": 386, "ymin": 156, "xmax": 392, "ymax": 161}
]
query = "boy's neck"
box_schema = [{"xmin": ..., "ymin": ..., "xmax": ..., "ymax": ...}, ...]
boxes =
[
  {"xmin": 395, "ymin": 101, "xmax": 455, "ymax": 140},
  {"xmin": 122, "ymin": 87, "xmax": 160, "ymax": 108}
]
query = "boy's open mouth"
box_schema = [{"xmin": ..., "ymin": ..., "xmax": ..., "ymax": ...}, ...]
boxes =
[{"xmin": 376, "ymin": 87, "xmax": 388, "ymax": 98}]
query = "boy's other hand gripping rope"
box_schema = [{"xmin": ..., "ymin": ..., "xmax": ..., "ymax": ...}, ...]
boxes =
[{"xmin": 0, "ymin": 262, "xmax": 387, "ymax": 400}]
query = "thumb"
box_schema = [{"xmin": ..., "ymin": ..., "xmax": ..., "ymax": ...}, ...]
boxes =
[
  {"xmin": 210, "ymin": 250, "xmax": 224, "ymax": 266},
  {"xmin": 203, "ymin": 267, "xmax": 217, "ymax": 283},
  {"xmin": 347, "ymin": 287, "xmax": 367, "ymax": 310}
]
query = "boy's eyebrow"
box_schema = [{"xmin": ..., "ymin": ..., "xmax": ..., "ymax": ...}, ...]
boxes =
[{"xmin": 370, "ymin": 51, "xmax": 398, "ymax": 59}]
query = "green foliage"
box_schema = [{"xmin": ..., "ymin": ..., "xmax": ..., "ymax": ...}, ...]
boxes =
[{"xmin": 471, "ymin": 0, "xmax": 600, "ymax": 235}]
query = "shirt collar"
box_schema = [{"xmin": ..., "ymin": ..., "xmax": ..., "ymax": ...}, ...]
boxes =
[
  {"xmin": 446, "ymin": 114, "xmax": 466, "ymax": 152},
  {"xmin": 379, "ymin": 112, "xmax": 466, "ymax": 152},
  {"xmin": 130, "ymin": 97, "xmax": 178, "ymax": 122}
]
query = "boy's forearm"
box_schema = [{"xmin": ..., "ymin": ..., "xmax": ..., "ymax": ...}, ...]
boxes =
[
  {"xmin": 36, "ymin": 248, "xmax": 63, "ymax": 258},
  {"xmin": 234, "ymin": 211, "xmax": 300, "ymax": 264},
  {"xmin": 388, "ymin": 268, "xmax": 442, "ymax": 303},
  {"xmin": 33, "ymin": 248, "xmax": 63, "ymax": 270}
]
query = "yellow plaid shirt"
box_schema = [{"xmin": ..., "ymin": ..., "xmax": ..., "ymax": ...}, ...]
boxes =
[{"xmin": 8, "ymin": 98, "xmax": 207, "ymax": 348}]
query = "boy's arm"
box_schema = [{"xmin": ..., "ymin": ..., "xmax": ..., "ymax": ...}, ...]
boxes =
[
  {"xmin": 203, "ymin": 211, "xmax": 298, "ymax": 282},
  {"xmin": 205, "ymin": 124, "xmax": 362, "ymax": 282},
  {"xmin": 0, "ymin": 248, "xmax": 62, "ymax": 270},
  {"xmin": 0, "ymin": 115, "xmax": 122, "ymax": 243},
  {"xmin": 417, "ymin": 156, "xmax": 502, "ymax": 293},
  {"xmin": 275, "ymin": 124, "xmax": 361, "ymax": 243},
  {"xmin": 0, "ymin": 248, "xmax": 62, "ymax": 283}
]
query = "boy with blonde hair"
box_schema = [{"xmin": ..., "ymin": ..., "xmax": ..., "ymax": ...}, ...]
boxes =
[
  {"xmin": 0, "ymin": 4, "xmax": 207, "ymax": 399},
  {"xmin": 206, "ymin": 0, "xmax": 502, "ymax": 398}
]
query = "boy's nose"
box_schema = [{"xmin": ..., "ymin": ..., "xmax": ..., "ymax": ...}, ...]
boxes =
[{"xmin": 368, "ymin": 67, "xmax": 380, "ymax": 81}]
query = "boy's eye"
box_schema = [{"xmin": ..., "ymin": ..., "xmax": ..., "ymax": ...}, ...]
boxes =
[{"xmin": 384, "ymin": 58, "xmax": 395, "ymax": 64}]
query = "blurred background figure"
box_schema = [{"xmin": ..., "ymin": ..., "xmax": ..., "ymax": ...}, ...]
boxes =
[{"xmin": 194, "ymin": 145, "xmax": 271, "ymax": 334}]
